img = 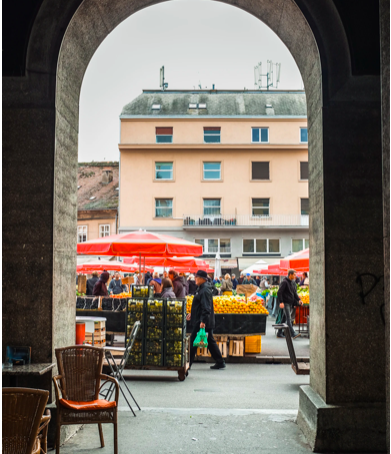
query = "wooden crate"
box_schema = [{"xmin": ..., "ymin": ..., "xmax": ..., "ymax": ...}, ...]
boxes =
[
  {"xmin": 215, "ymin": 336, "xmax": 228, "ymax": 358},
  {"xmin": 78, "ymin": 275, "xmax": 87, "ymax": 294},
  {"xmin": 229, "ymin": 338, "xmax": 244, "ymax": 357},
  {"xmin": 245, "ymin": 335, "xmax": 262, "ymax": 354},
  {"xmin": 197, "ymin": 347, "xmax": 211, "ymax": 357}
]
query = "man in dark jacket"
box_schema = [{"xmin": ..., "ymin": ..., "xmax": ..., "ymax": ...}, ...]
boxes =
[
  {"xmin": 242, "ymin": 273, "xmax": 257, "ymax": 285},
  {"xmin": 86, "ymin": 271, "xmax": 99, "ymax": 296},
  {"xmin": 231, "ymin": 274, "xmax": 238, "ymax": 290},
  {"xmin": 277, "ymin": 269, "xmax": 303, "ymax": 339},
  {"xmin": 168, "ymin": 270, "xmax": 186, "ymax": 298},
  {"xmin": 187, "ymin": 270, "xmax": 226, "ymax": 370},
  {"xmin": 108, "ymin": 272, "xmax": 126, "ymax": 295}
]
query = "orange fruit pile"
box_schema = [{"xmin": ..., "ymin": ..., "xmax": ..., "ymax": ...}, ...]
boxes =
[{"xmin": 186, "ymin": 295, "xmax": 268, "ymax": 315}]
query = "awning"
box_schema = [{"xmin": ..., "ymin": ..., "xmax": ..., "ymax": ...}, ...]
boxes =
[
  {"xmin": 238, "ymin": 257, "xmax": 280, "ymax": 270},
  {"xmin": 203, "ymin": 258, "xmax": 238, "ymax": 269}
]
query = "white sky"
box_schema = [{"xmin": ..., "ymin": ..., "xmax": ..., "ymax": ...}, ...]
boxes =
[{"xmin": 78, "ymin": 0, "xmax": 303, "ymax": 162}]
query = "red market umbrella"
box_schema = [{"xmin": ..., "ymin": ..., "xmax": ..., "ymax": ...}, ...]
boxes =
[
  {"xmin": 77, "ymin": 230, "xmax": 203, "ymax": 258},
  {"xmin": 76, "ymin": 259, "xmax": 153, "ymax": 274},
  {"xmin": 123, "ymin": 256, "xmax": 207, "ymax": 268},
  {"xmin": 280, "ymin": 248, "xmax": 309, "ymax": 272}
]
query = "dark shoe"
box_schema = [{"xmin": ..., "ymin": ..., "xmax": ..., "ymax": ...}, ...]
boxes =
[
  {"xmin": 210, "ymin": 362, "xmax": 226, "ymax": 370},
  {"xmin": 292, "ymin": 332, "xmax": 301, "ymax": 339},
  {"xmin": 276, "ymin": 333, "xmax": 285, "ymax": 338}
]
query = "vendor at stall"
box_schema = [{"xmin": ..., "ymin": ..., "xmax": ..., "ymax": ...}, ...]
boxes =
[
  {"xmin": 108, "ymin": 272, "xmax": 127, "ymax": 295},
  {"xmin": 92, "ymin": 271, "xmax": 110, "ymax": 296},
  {"xmin": 86, "ymin": 271, "xmax": 99, "ymax": 296}
]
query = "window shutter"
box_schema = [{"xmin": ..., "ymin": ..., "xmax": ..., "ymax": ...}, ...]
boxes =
[
  {"xmin": 204, "ymin": 127, "xmax": 221, "ymax": 131},
  {"xmin": 156, "ymin": 127, "xmax": 173, "ymax": 135},
  {"xmin": 252, "ymin": 162, "xmax": 270, "ymax": 180},
  {"xmin": 300, "ymin": 162, "xmax": 309, "ymax": 180}
]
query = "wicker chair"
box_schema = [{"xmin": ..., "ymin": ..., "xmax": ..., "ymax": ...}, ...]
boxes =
[
  {"xmin": 53, "ymin": 346, "xmax": 119, "ymax": 454},
  {"xmin": 2, "ymin": 387, "xmax": 50, "ymax": 454}
]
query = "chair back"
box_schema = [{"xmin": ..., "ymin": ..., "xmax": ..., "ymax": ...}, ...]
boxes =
[
  {"xmin": 2, "ymin": 387, "xmax": 49, "ymax": 454},
  {"xmin": 55, "ymin": 346, "xmax": 104, "ymax": 402}
]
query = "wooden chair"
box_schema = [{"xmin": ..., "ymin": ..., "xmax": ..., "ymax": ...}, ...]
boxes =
[
  {"xmin": 53, "ymin": 346, "xmax": 119, "ymax": 454},
  {"xmin": 2, "ymin": 387, "xmax": 50, "ymax": 454},
  {"xmin": 272, "ymin": 323, "xmax": 310, "ymax": 375}
]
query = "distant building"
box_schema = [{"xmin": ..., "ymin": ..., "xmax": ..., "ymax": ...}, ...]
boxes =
[
  {"xmin": 77, "ymin": 162, "xmax": 119, "ymax": 245},
  {"xmin": 118, "ymin": 89, "xmax": 309, "ymax": 274}
]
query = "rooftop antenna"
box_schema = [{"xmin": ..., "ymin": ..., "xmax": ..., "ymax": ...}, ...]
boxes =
[
  {"xmin": 160, "ymin": 66, "xmax": 168, "ymax": 91},
  {"xmin": 254, "ymin": 60, "xmax": 281, "ymax": 90}
]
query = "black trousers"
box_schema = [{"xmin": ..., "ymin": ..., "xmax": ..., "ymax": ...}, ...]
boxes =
[{"xmin": 189, "ymin": 324, "xmax": 224, "ymax": 365}]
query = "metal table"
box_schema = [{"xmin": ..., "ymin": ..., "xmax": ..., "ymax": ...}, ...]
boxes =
[{"xmin": 2, "ymin": 363, "xmax": 56, "ymax": 387}]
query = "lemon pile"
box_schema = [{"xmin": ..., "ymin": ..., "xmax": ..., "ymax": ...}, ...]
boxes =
[{"xmin": 186, "ymin": 295, "xmax": 268, "ymax": 315}]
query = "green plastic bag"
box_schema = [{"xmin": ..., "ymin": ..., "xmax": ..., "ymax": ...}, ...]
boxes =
[{"xmin": 193, "ymin": 328, "xmax": 208, "ymax": 348}]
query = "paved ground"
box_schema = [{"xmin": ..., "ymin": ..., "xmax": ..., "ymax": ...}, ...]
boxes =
[
  {"xmin": 59, "ymin": 363, "xmax": 312, "ymax": 453},
  {"xmin": 259, "ymin": 315, "xmax": 309, "ymax": 358}
]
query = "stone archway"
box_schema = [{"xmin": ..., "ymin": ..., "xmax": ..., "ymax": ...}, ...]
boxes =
[{"xmin": 3, "ymin": 0, "xmax": 385, "ymax": 451}]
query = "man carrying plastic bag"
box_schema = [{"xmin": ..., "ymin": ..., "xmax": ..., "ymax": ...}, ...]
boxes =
[{"xmin": 187, "ymin": 270, "xmax": 226, "ymax": 370}]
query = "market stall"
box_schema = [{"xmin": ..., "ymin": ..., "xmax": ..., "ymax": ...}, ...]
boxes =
[{"xmin": 186, "ymin": 294, "xmax": 269, "ymax": 357}]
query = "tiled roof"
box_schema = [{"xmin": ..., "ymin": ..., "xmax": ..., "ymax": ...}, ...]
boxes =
[
  {"xmin": 77, "ymin": 163, "xmax": 119, "ymax": 211},
  {"xmin": 121, "ymin": 90, "xmax": 307, "ymax": 117}
]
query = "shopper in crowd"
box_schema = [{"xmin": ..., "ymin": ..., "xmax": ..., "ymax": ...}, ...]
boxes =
[
  {"xmin": 92, "ymin": 271, "xmax": 110, "ymax": 296},
  {"xmin": 212, "ymin": 276, "xmax": 220, "ymax": 285},
  {"xmin": 221, "ymin": 274, "xmax": 233, "ymax": 295},
  {"xmin": 108, "ymin": 272, "xmax": 126, "ymax": 295},
  {"xmin": 242, "ymin": 273, "xmax": 256, "ymax": 285},
  {"xmin": 187, "ymin": 274, "xmax": 197, "ymax": 295},
  {"xmin": 259, "ymin": 277, "xmax": 269, "ymax": 291},
  {"xmin": 144, "ymin": 271, "xmax": 152, "ymax": 285},
  {"xmin": 255, "ymin": 275, "xmax": 261, "ymax": 287},
  {"xmin": 133, "ymin": 271, "xmax": 139, "ymax": 285},
  {"xmin": 238, "ymin": 274, "xmax": 244, "ymax": 285},
  {"xmin": 231, "ymin": 274, "xmax": 238, "ymax": 290},
  {"xmin": 300, "ymin": 272, "xmax": 309, "ymax": 287},
  {"xmin": 149, "ymin": 272, "xmax": 162, "ymax": 294},
  {"xmin": 86, "ymin": 271, "xmax": 99, "ymax": 296},
  {"xmin": 160, "ymin": 278, "xmax": 176, "ymax": 298},
  {"xmin": 187, "ymin": 270, "xmax": 226, "ymax": 370},
  {"xmin": 276, "ymin": 269, "xmax": 303, "ymax": 339},
  {"xmin": 168, "ymin": 270, "xmax": 186, "ymax": 298}
]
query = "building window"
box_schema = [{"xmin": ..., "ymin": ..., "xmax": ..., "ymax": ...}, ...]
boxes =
[
  {"xmin": 203, "ymin": 199, "xmax": 221, "ymax": 216},
  {"xmin": 252, "ymin": 198, "xmax": 270, "ymax": 216},
  {"xmin": 300, "ymin": 162, "xmax": 309, "ymax": 180},
  {"xmin": 300, "ymin": 127, "xmax": 308, "ymax": 143},
  {"xmin": 155, "ymin": 162, "xmax": 173, "ymax": 180},
  {"xmin": 156, "ymin": 127, "xmax": 173, "ymax": 143},
  {"xmin": 252, "ymin": 127, "xmax": 269, "ymax": 143},
  {"xmin": 243, "ymin": 238, "xmax": 280, "ymax": 254},
  {"xmin": 155, "ymin": 199, "xmax": 173, "ymax": 217},
  {"xmin": 252, "ymin": 162, "xmax": 270, "ymax": 180},
  {"xmin": 292, "ymin": 238, "xmax": 309, "ymax": 253},
  {"xmin": 195, "ymin": 238, "xmax": 231, "ymax": 254},
  {"xmin": 204, "ymin": 127, "xmax": 221, "ymax": 143},
  {"xmin": 77, "ymin": 225, "xmax": 87, "ymax": 243},
  {"xmin": 301, "ymin": 198, "xmax": 309, "ymax": 215},
  {"xmin": 203, "ymin": 162, "xmax": 221, "ymax": 180},
  {"xmin": 219, "ymin": 238, "xmax": 231, "ymax": 253},
  {"xmin": 99, "ymin": 224, "xmax": 110, "ymax": 238}
]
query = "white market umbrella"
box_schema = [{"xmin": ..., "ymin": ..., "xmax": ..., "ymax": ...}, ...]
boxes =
[
  {"xmin": 241, "ymin": 259, "xmax": 270, "ymax": 276},
  {"xmin": 214, "ymin": 252, "xmax": 222, "ymax": 280}
]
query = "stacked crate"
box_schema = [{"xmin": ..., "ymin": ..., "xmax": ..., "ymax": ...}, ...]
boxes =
[
  {"xmin": 126, "ymin": 299, "xmax": 145, "ymax": 365},
  {"xmin": 84, "ymin": 320, "xmax": 106, "ymax": 346},
  {"xmin": 165, "ymin": 300, "xmax": 186, "ymax": 367},
  {"xmin": 145, "ymin": 299, "xmax": 165, "ymax": 366}
]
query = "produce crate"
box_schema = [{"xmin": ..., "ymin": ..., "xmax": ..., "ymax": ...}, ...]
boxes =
[
  {"xmin": 131, "ymin": 285, "xmax": 154, "ymax": 299},
  {"xmin": 215, "ymin": 335, "xmax": 228, "ymax": 358},
  {"xmin": 166, "ymin": 299, "xmax": 186, "ymax": 326},
  {"xmin": 245, "ymin": 335, "xmax": 262, "ymax": 354},
  {"xmin": 146, "ymin": 299, "xmax": 165, "ymax": 329},
  {"xmin": 145, "ymin": 352, "xmax": 164, "ymax": 366},
  {"xmin": 229, "ymin": 337, "xmax": 244, "ymax": 357},
  {"xmin": 127, "ymin": 299, "xmax": 145, "ymax": 341}
]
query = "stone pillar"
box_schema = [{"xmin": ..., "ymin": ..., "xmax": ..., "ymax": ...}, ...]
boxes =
[
  {"xmin": 297, "ymin": 76, "xmax": 387, "ymax": 452},
  {"xmin": 380, "ymin": 0, "xmax": 390, "ymax": 448}
]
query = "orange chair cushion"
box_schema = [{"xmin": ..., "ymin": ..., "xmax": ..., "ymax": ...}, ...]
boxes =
[{"xmin": 59, "ymin": 398, "xmax": 116, "ymax": 411}]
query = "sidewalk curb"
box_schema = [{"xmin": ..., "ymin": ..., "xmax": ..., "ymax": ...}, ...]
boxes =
[{"xmin": 194, "ymin": 356, "xmax": 310, "ymax": 364}]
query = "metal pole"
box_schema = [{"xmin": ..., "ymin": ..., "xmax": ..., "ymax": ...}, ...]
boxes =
[
  {"xmin": 139, "ymin": 252, "xmax": 141, "ymax": 284},
  {"xmin": 143, "ymin": 256, "xmax": 146, "ymax": 285}
]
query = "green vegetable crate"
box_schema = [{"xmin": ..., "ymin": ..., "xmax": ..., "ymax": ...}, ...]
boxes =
[{"xmin": 125, "ymin": 298, "xmax": 187, "ymax": 370}]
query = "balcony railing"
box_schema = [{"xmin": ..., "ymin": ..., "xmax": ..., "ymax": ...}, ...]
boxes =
[{"xmin": 183, "ymin": 214, "xmax": 309, "ymax": 227}]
